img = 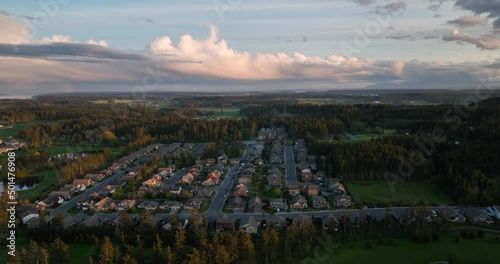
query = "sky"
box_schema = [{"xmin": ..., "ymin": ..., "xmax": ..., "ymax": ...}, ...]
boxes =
[{"xmin": 0, "ymin": 0, "xmax": 499, "ymax": 95}]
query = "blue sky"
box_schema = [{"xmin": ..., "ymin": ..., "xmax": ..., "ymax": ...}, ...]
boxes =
[{"xmin": 0, "ymin": 0, "xmax": 499, "ymax": 95}]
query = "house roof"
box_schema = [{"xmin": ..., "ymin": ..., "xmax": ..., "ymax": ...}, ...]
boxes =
[
  {"xmin": 242, "ymin": 216, "xmax": 258, "ymax": 228},
  {"xmin": 20, "ymin": 211, "xmax": 39, "ymax": 219},
  {"xmin": 292, "ymin": 195, "xmax": 307, "ymax": 203},
  {"xmin": 95, "ymin": 197, "xmax": 115, "ymax": 208},
  {"xmin": 83, "ymin": 215, "xmax": 101, "ymax": 227},
  {"xmin": 308, "ymin": 185, "xmax": 319, "ymax": 190},
  {"xmin": 249, "ymin": 196, "xmax": 263, "ymax": 205}
]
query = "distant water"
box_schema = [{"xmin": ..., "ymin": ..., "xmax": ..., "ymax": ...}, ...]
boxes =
[{"xmin": 0, "ymin": 95, "xmax": 33, "ymax": 100}]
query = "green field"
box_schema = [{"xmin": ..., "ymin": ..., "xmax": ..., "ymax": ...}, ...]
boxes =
[
  {"xmin": 295, "ymin": 236, "xmax": 500, "ymax": 264},
  {"xmin": 0, "ymin": 120, "xmax": 54, "ymax": 138},
  {"xmin": 197, "ymin": 107, "xmax": 241, "ymax": 119},
  {"xmin": 348, "ymin": 180, "xmax": 451, "ymax": 204}
]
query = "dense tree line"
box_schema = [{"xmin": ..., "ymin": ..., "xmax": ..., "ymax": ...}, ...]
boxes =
[{"xmin": 12, "ymin": 205, "xmax": 451, "ymax": 264}]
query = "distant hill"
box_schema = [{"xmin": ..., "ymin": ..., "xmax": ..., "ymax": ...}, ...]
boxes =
[{"xmin": 479, "ymin": 97, "xmax": 500, "ymax": 106}]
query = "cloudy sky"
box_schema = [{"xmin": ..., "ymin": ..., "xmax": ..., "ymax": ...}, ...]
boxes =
[{"xmin": 0, "ymin": 0, "xmax": 499, "ymax": 95}]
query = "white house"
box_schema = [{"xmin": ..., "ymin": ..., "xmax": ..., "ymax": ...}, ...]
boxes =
[{"xmin": 20, "ymin": 211, "xmax": 40, "ymax": 224}]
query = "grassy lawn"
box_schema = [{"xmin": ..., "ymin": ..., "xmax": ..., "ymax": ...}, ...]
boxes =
[
  {"xmin": 17, "ymin": 168, "xmax": 60, "ymax": 202},
  {"xmin": 68, "ymin": 243, "xmax": 97, "ymax": 264},
  {"xmin": 294, "ymin": 236, "xmax": 500, "ymax": 264},
  {"xmin": 347, "ymin": 180, "xmax": 451, "ymax": 205},
  {"xmin": 0, "ymin": 120, "xmax": 53, "ymax": 138}
]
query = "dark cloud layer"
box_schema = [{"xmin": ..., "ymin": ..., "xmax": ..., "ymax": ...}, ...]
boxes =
[
  {"xmin": 455, "ymin": 0, "xmax": 500, "ymax": 28},
  {"xmin": 0, "ymin": 43, "xmax": 145, "ymax": 60}
]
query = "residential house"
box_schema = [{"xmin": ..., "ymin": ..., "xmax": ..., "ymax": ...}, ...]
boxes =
[
  {"xmin": 254, "ymin": 158, "xmax": 264, "ymax": 165},
  {"xmin": 233, "ymin": 183, "xmax": 249, "ymax": 197},
  {"xmin": 313, "ymin": 196, "xmax": 329, "ymax": 209},
  {"xmin": 290, "ymin": 195, "xmax": 308, "ymax": 210},
  {"xmin": 241, "ymin": 168, "xmax": 253, "ymax": 178},
  {"xmin": 137, "ymin": 201, "xmax": 159, "ymax": 211},
  {"xmin": 60, "ymin": 184, "xmax": 77, "ymax": 192},
  {"xmin": 240, "ymin": 216, "xmax": 259, "ymax": 234},
  {"xmin": 441, "ymin": 207, "xmax": 466, "ymax": 223},
  {"xmin": 270, "ymin": 156, "xmax": 282, "ymax": 164},
  {"xmin": 301, "ymin": 169, "xmax": 313, "ymax": 182},
  {"xmin": 334, "ymin": 195, "xmax": 352, "ymax": 208},
  {"xmin": 461, "ymin": 208, "xmax": 494, "ymax": 224},
  {"xmin": 230, "ymin": 158, "xmax": 240, "ymax": 166},
  {"xmin": 102, "ymin": 185, "xmax": 120, "ymax": 194},
  {"xmin": 248, "ymin": 196, "xmax": 264, "ymax": 212},
  {"xmin": 180, "ymin": 173, "xmax": 195, "ymax": 185},
  {"xmin": 239, "ymin": 175, "xmax": 252, "ymax": 185},
  {"xmin": 206, "ymin": 158, "xmax": 216, "ymax": 166},
  {"xmin": 17, "ymin": 203, "xmax": 39, "ymax": 213},
  {"xmin": 170, "ymin": 186, "xmax": 182, "ymax": 195},
  {"xmin": 160, "ymin": 201, "xmax": 183, "ymax": 212},
  {"xmin": 216, "ymin": 215, "xmax": 236, "ymax": 231},
  {"xmin": 267, "ymin": 215, "xmax": 286, "ymax": 229},
  {"xmin": 116, "ymin": 200, "xmax": 136, "ymax": 211},
  {"xmin": 108, "ymin": 163, "xmax": 121, "ymax": 173},
  {"xmin": 63, "ymin": 215, "xmax": 80, "ymax": 228},
  {"xmin": 158, "ymin": 167, "xmax": 175, "ymax": 178},
  {"xmin": 78, "ymin": 197, "xmax": 96, "ymax": 211},
  {"xmin": 94, "ymin": 197, "xmax": 116, "ymax": 212},
  {"xmin": 269, "ymin": 199, "xmax": 288, "ymax": 212},
  {"xmin": 321, "ymin": 214, "xmax": 340, "ymax": 231},
  {"xmin": 84, "ymin": 173, "xmax": 105, "ymax": 182},
  {"xmin": 227, "ymin": 197, "xmax": 247, "ymax": 211},
  {"xmin": 202, "ymin": 170, "xmax": 222, "ymax": 186},
  {"xmin": 289, "ymin": 185, "xmax": 300, "ymax": 196},
  {"xmin": 267, "ymin": 174, "xmax": 283, "ymax": 189},
  {"xmin": 184, "ymin": 198, "xmax": 203, "ymax": 210},
  {"xmin": 72, "ymin": 179, "xmax": 92, "ymax": 191},
  {"xmin": 142, "ymin": 174, "xmax": 162, "ymax": 188},
  {"xmin": 329, "ymin": 182, "xmax": 346, "ymax": 196},
  {"xmin": 83, "ymin": 215, "xmax": 102, "ymax": 227},
  {"xmin": 486, "ymin": 206, "xmax": 500, "ymax": 219},
  {"xmin": 196, "ymin": 187, "xmax": 213, "ymax": 199},
  {"xmin": 38, "ymin": 196, "xmax": 63, "ymax": 208},
  {"xmin": 307, "ymin": 185, "xmax": 319, "ymax": 196},
  {"xmin": 47, "ymin": 191, "xmax": 71, "ymax": 200},
  {"xmin": 20, "ymin": 211, "xmax": 39, "ymax": 224}
]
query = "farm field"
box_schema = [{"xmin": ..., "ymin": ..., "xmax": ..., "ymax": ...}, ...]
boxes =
[{"xmin": 347, "ymin": 180, "xmax": 451, "ymax": 204}]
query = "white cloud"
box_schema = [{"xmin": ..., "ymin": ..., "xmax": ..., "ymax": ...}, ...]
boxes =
[
  {"xmin": 0, "ymin": 11, "xmax": 31, "ymax": 44},
  {"xmin": 0, "ymin": 25, "xmax": 498, "ymax": 95},
  {"xmin": 443, "ymin": 30, "xmax": 500, "ymax": 50},
  {"xmin": 447, "ymin": 15, "xmax": 487, "ymax": 27},
  {"xmin": 39, "ymin": 35, "xmax": 108, "ymax": 46}
]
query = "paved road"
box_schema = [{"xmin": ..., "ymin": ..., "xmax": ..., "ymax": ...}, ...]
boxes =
[
  {"xmin": 206, "ymin": 148, "xmax": 250, "ymax": 216},
  {"xmin": 205, "ymin": 166, "xmax": 237, "ymax": 216},
  {"xmin": 50, "ymin": 145, "xmax": 171, "ymax": 217},
  {"xmin": 50, "ymin": 170, "xmax": 127, "ymax": 217},
  {"xmin": 284, "ymin": 145, "xmax": 298, "ymax": 185}
]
